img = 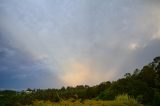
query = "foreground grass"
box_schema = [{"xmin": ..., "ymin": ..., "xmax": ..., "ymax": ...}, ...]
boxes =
[{"xmin": 27, "ymin": 95, "xmax": 143, "ymax": 106}]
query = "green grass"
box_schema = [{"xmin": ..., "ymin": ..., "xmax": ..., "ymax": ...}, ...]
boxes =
[{"xmin": 27, "ymin": 95, "xmax": 143, "ymax": 106}]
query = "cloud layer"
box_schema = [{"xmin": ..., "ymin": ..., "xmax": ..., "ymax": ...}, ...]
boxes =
[{"xmin": 0, "ymin": 0, "xmax": 160, "ymax": 89}]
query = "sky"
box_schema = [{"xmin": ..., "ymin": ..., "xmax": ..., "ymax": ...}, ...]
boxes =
[{"xmin": 0, "ymin": 0, "xmax": 160, "ymax": 89}]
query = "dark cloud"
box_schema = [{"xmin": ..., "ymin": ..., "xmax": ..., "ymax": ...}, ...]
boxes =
[
  {"xmin": 122, "ymin": 39, "xmax": 160, "ymax": 73},
  {"xmin": 0, "ymin": 0, "xmax": 160, "ymax": 88},
  {"xmin": 0, "ymin": 34, "xmax": 64, "ymax": 89}
]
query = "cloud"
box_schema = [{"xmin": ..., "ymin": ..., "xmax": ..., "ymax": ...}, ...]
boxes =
[
  {"xmin": 128, "ymin": 43, "xmax": 139, "ymax": 50},
  {"xmin": 0, "ymin": 0, "xmax": 160, "ymax": 88},
  {"xmin": 152, "ymin": 33, "xmax": 160, "ymax": 40},
  {"xmin": 0, "ymin": 34, "xmax": 64, "ymax": 89},
  {"xmin": 60, "ymin": 61, "xmax": 91, "ymax": 86}
]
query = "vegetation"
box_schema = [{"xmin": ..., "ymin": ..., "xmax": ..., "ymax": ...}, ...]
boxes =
[
  {"xmin": 0, "ymin": 56, "xmax": 160, "ymax": 106},
  {"xmin": 28, "ymin": 95, "xmax": 142, "ymax": 106}
]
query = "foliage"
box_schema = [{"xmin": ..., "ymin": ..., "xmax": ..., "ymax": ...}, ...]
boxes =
[
  {"xmin": 0, "ymin": 56, "xmax": 160, "ymax": 106},
  {"xmin": 27, "ymin": 95, "xmax": 142, "ymax": 106}
]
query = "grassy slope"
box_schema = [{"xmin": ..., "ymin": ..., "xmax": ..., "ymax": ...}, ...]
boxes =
[{"xmin": 28, "ymin": 95, "xmax": 143, "ymax": 106}]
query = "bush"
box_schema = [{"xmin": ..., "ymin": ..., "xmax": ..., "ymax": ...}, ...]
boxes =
[
  {"xmin": 115, "ymin": 94, "xmax": 143, "ymax": 106},
  {"xmin": 153, "ymin": 91, "xmax": 160, "ymax": 106}
]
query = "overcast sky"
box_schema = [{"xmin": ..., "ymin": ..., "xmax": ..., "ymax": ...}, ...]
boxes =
[{"xmin": 0, "ymin": 0, "xmax": 160, "ymax": 89}]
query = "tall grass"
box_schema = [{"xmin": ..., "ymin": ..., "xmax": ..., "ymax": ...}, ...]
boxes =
[
  {"xmin": 27, "ymin": 94, "xmax": 143, "ymax": 106},
  {"xmin": 115, "ymin": 94, "xmax": 142, "ymax": 106}
]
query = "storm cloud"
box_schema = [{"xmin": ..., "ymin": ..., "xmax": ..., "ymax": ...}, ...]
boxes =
[{"xmin": 0, "ymin": 0, "xmax": 160, "ymax": 89}]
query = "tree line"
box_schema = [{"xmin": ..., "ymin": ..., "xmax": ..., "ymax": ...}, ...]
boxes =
[{"xmin": 0, "ymin": 56, "xmax": 160, "ymax": 106}]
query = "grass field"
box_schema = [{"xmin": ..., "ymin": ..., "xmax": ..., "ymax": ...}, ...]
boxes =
[{"xmin": 28, "ymin": 95, "xmax": 143, "ymax": 106}]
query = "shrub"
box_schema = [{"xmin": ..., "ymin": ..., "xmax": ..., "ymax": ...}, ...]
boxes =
[{"xmin": 115, "ymin": 94, "xmax": 143, "ymax": 106}]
